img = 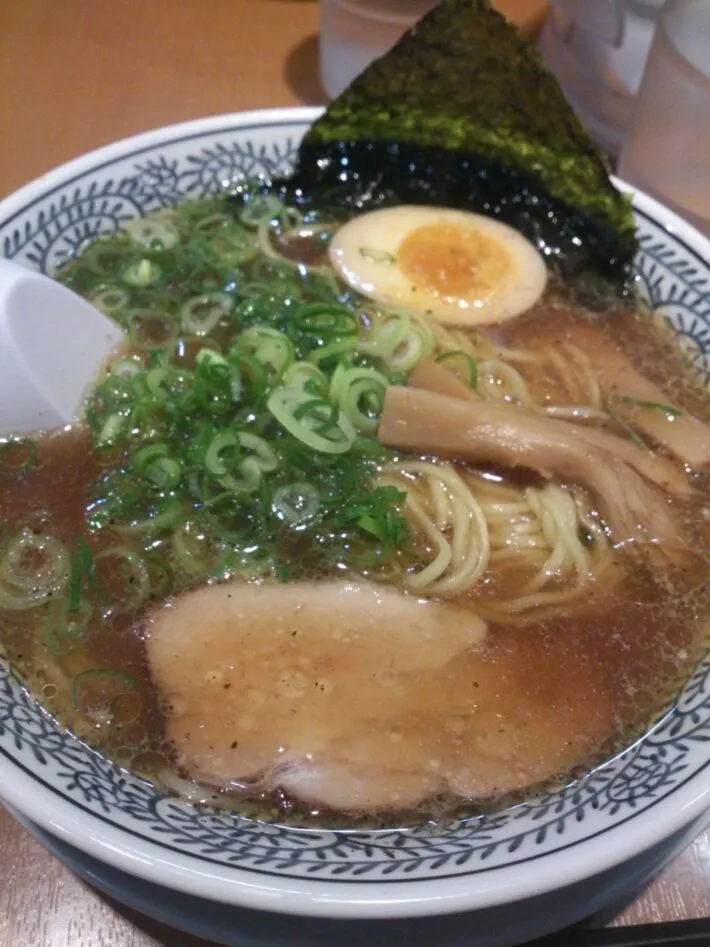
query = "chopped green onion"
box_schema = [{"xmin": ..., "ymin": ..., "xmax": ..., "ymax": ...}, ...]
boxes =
[
  {"xmin": 209, "ymin": 224, "xmax": 260, "ymax": 265},
  {"xmin": 124, "ymin": 217, "xmax": 179, "ymax": 249},
  {"xmin": 219, "ymin": 457, "xmax": 262, "ymax": 495},
  {"xmin": 55, "ymin": 193, "xmax": 413, "ymax": 585},
  {"xmin": 94, "ymin": 547, "xmax": 150, "ymax": 612},
  {"xmin": 607, "ymin": 404, "xmax": 649, "ymax": 451},
  {"xmin": 44, "ymin": 599, "xmax": 93, "ymax": 656},
  {"xmin": 268, "ymin": 388, "xmax": 356, "ymax": 454},
  {"xmin": 359, "ymin": 309, "xmax": 434, "ymax": 373},
  {"xmin": 90, "ymin": 286, "xmax": 130, "ymax": 316},
  {"xmin": 330, "ymin": 365, "xmax": 389, "ymax": 432},
  {"xmin": 96, "ymin": 412, "xmax": 127, "ymax": 448},
  {"xmin": 331, "ymin": 485, "xmax": 407, "ymax": 549},
  {"xmin": 230, "ymin": 352, "xmax": 269, "ymax": 390},
  {"xmin": 240, "ymin": 194, "xmax": 285, "ymax": 228},
  {"xmin": 172, "ymin": 522, "xmax": 224, "ymax": 574},
  {"xmin": 68, "ymin": 537, "xmax": 94, "ymax": 612},
  {"xmin": 0, "ymin": 438, "xmax": 37, "ymax": 481},
  {"xmin": 180, "ymin": 293, "xmax": 234, "ymax": 335},
  {"xmin": 193, "ymin": 212, "xmax": 231, "ymax": 234},
  {"xmin": 71, "ymin": 668, "xmax": 138, "ymax": 717},
  {"xmin": 359, "ymin": 312, "xmax": 409, "ymax": 358},
  {"xmin": 234, "ymin": 326, "xmax": 294, "ymax": 381},
  {"xmin": 196, "ymin": 349, "xmax": 242, "ymax": 402},
  {"xmin": 204, "ymin": 431, "xmax": 239, "ymax": 477},
  {"xmin": 145, "ymin": 365, "xmax": 178, "ymax": 401},
  {"xmin": 358, "ymin": 247, "xmax": 396, "ymax": 265},
  {"xmin": 94, "ymin": 374, "xmax": 135, "ymax": 408},
  {"xmin": 126, "ymin": 310, "xmax": 178, "ymax": 351},
  {"xmin": 619, "ymin": 396, "xmax": 684, "ymax": 418},
  {"xmin": 282, "ymin": 361, "xmax": 329, "ymax": 394},
  {"xmin": 272, "ymin": 482, "xmax": 320, "ymax": 526},
  {"xmin": 435, "ymin": 350, "xmax": 479, "ymax": 389},
  {"xmin": 237, "ymin": 433, "xmax": 279, "ymax": 472},
  {"xmin": 113, "ymin": 500, "xmax": 185, "ymax": 536},
  {"xmin": 147, "ymin": 457, "xmax": 182, "ymax": 491},
  {"xmin": 122, "ymin": 258, "xmax": 161, "ymax": 287},
  {"xmin": 307, "ymin": 337, "xmax": 358, "ymax": 366},
  {"xmin": 110, "ymin": 356, "xmax": 143, "ymax": 379},
  {"xmin": 0, "ymin": 528, "xmax": 70, "ymax": 610},
  {"xmin": 293, "ymin": 302, "xmax": 358, "ymax": 337}
]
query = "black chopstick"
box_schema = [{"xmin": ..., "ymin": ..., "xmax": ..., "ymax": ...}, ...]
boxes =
[{"xmin": 530, "ymin": 919, "xmax": 710, "ymax": 946}]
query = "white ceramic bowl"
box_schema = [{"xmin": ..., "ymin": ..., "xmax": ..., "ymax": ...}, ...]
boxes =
[{"xmin": 2, "ymin": 108, "xmax": 710, "ymax": 946}]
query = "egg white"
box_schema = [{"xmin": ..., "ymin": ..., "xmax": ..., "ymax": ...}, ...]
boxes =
[{"xmin": 328, "ymin": 205, "xmax": 548, "ymax": 327}]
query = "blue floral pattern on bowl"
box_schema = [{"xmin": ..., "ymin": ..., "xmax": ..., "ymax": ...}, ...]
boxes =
[{"xmin": 1, "ymin": 110, "xmax": 710, "ymax": 901}]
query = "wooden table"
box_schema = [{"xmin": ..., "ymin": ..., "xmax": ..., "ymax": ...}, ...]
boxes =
[{"xmin": 1, "ymin": 1, "xmax": 710, "ymax": 944}]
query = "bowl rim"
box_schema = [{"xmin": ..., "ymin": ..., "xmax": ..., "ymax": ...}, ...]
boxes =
[{"xmin": 2, "ymin": 106, "xmax": 710, "ymax": 920}]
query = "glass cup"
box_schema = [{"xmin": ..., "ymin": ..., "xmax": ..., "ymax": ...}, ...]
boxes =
[
  {"xmin": 618, "ymin": 0, "xmax": 710, "ymax": 237},
  {"xmin": 539, "ymin": 0, "xmax": 666, "ymax": 157},
  {"xmin": 319, "ymin": 0, "xmax": 439, "ymax": 99}
]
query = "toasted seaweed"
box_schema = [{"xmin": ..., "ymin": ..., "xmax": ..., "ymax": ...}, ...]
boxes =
[{"xmin": 277, "ymin": 0, "xmax": 637, "ymax": 302}]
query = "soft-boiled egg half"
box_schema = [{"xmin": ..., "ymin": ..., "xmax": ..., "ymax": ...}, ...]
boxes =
[{"xmin": 328, "ymin": 206, "xmax": 548, "ymax": 327}]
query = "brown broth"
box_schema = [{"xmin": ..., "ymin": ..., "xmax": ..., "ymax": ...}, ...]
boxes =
[{"xmin": 3, "ymin": 267, "xmax": 710, "ymax": 825}]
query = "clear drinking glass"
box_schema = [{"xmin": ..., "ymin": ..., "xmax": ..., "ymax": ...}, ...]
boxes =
[
  {"xmin": 319, "ymin": 0, "xmax": 439, "ymax": 99},
  {"xmin": 618, "ymin": 0, "xmax": 710, "ymax": 237},
  {"xmin": 539, "ymin": 0, "xmax": 666, "ymax": 157}
]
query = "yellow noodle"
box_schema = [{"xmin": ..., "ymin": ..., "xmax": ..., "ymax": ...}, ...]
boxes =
[
  {"xmin": 359, "ymin": 308, "xmax": 435, "ymax": 372},
  {"xmin": 564, "ymin": 343, "xmax": 603, "ymax": 408},
  {"xmin": 382, "ymin": 462, "xmax": 619, "ymax": 616},
  {"xmin": 537, "ymin": 342, "xmax": 604, "ymax": 410},
  {"xmin": 477, "ymin": 358, "xmax": 532, "ymax": 405},
  {"xmin": 378, "ymin": 461, "xmax": 490, "ymax": 595},
  {"xmin": 430, "ymin": 327, "xmax": 607, "ymax": 421},
  {"xmin": 543, "ymin": 405, "xmax": 610, "ymax": 422},
  {"xmin": 524, "ymin": 485, "xmax": 593, "ymax": 592}
]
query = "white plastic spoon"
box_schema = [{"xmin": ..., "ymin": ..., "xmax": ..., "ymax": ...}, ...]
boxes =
[{"xmin": 0, "ymin": 258, "xmax": 124, "ymax": 437}]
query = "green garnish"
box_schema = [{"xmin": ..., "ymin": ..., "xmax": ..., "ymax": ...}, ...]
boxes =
[
  {"xmin": 68, "ymin": 537, "xmax": 94, "ymax": 613},
  {"xmin": 44, "ymin": 600, "xmax": 93, "ymax": 656},
  {"xmin": 0, "ymin": 438, "xmax": 37, "ymax": 481},
  {"xmin": 606, "ymin": 404, "xmax": 649, "ymax": 451},
  {"xmin": 435, "ymin": 350, "xmax": 478, "ymax": 389},
  {"xmin": 619, "ymin": 397, "xmax": 684, "ymax": 418},
  {"xmin": 358, "ymin": 247, "xmax": 396, "ymax": 265},
  {"xmin": 332, "ymin": 484, "xmax": 408, "ymax": 550},
  {"xmin": 72, "ymin": 668, "xmax": 138, "ymax": 715},
  {"xmin": 272, "ymin": 482, "xmax": 320, "ymax": 526},
  {"xmin": 58, "ymin": 195, "xmax": 414, "ymax": 582}
]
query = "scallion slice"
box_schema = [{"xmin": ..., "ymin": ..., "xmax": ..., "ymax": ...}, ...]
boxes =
[
  {"xmin": 0, "ymin": 438, "xmax": 37, "ymax": 481},
  {"xmin": 272, "ymin": 482, "xmax": 320, "ymax": 526},
  {"xmin": 122, "ymin": 258, "xmax": 161, "ymax": 287},
  {"xmin": 71, "ymin": 668, "xmax": 138, "ymax": 718},
  {"xmin": 619, "ymin": 396, "xmax": 684, "ymax": 418},
  {"xmin": 267, "ymin": 388, "xmax": 356, "ymax": 453},
  {"xmin": 124, "ymin": 217, "xmax": 179, "ymax": 249},
  {"xmin": 0, "ymin": 528, "xmax": 70, "ymax": 610},
  {"xmin": 181, "ymin": 293, "xmax": 234, "ymax": 335},
  {"xmin": 330, "ymin": 365, "xmax": 389, "ymax": 432},
  {"xmin": 435, "ymin": 350, "xmax": 479, "ymax": 389}
]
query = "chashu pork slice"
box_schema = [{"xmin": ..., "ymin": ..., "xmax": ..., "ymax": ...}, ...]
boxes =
[{"xmin": 145, "ymin": 578, "xmax": 612, "ymax": 813}]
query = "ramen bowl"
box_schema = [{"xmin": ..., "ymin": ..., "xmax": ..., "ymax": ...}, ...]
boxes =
[{"xmin": 1, "ymin": 109, "xmax": 710, "ymax": 946}]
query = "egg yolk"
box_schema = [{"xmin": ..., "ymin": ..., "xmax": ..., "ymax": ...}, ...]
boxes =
[{"xmin": 397, "ymin": 222, "xmax": 513, "ymax": 301}]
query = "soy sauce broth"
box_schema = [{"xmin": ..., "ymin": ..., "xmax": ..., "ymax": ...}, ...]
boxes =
[{"xmin": 1, "ymin": 193, "xmax": 710, "ymax": 827}]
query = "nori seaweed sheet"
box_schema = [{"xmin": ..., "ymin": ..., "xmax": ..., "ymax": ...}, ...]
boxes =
[{"xmin": 276, "ymin": 0, "xmax": 638, "ymax": 303}]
